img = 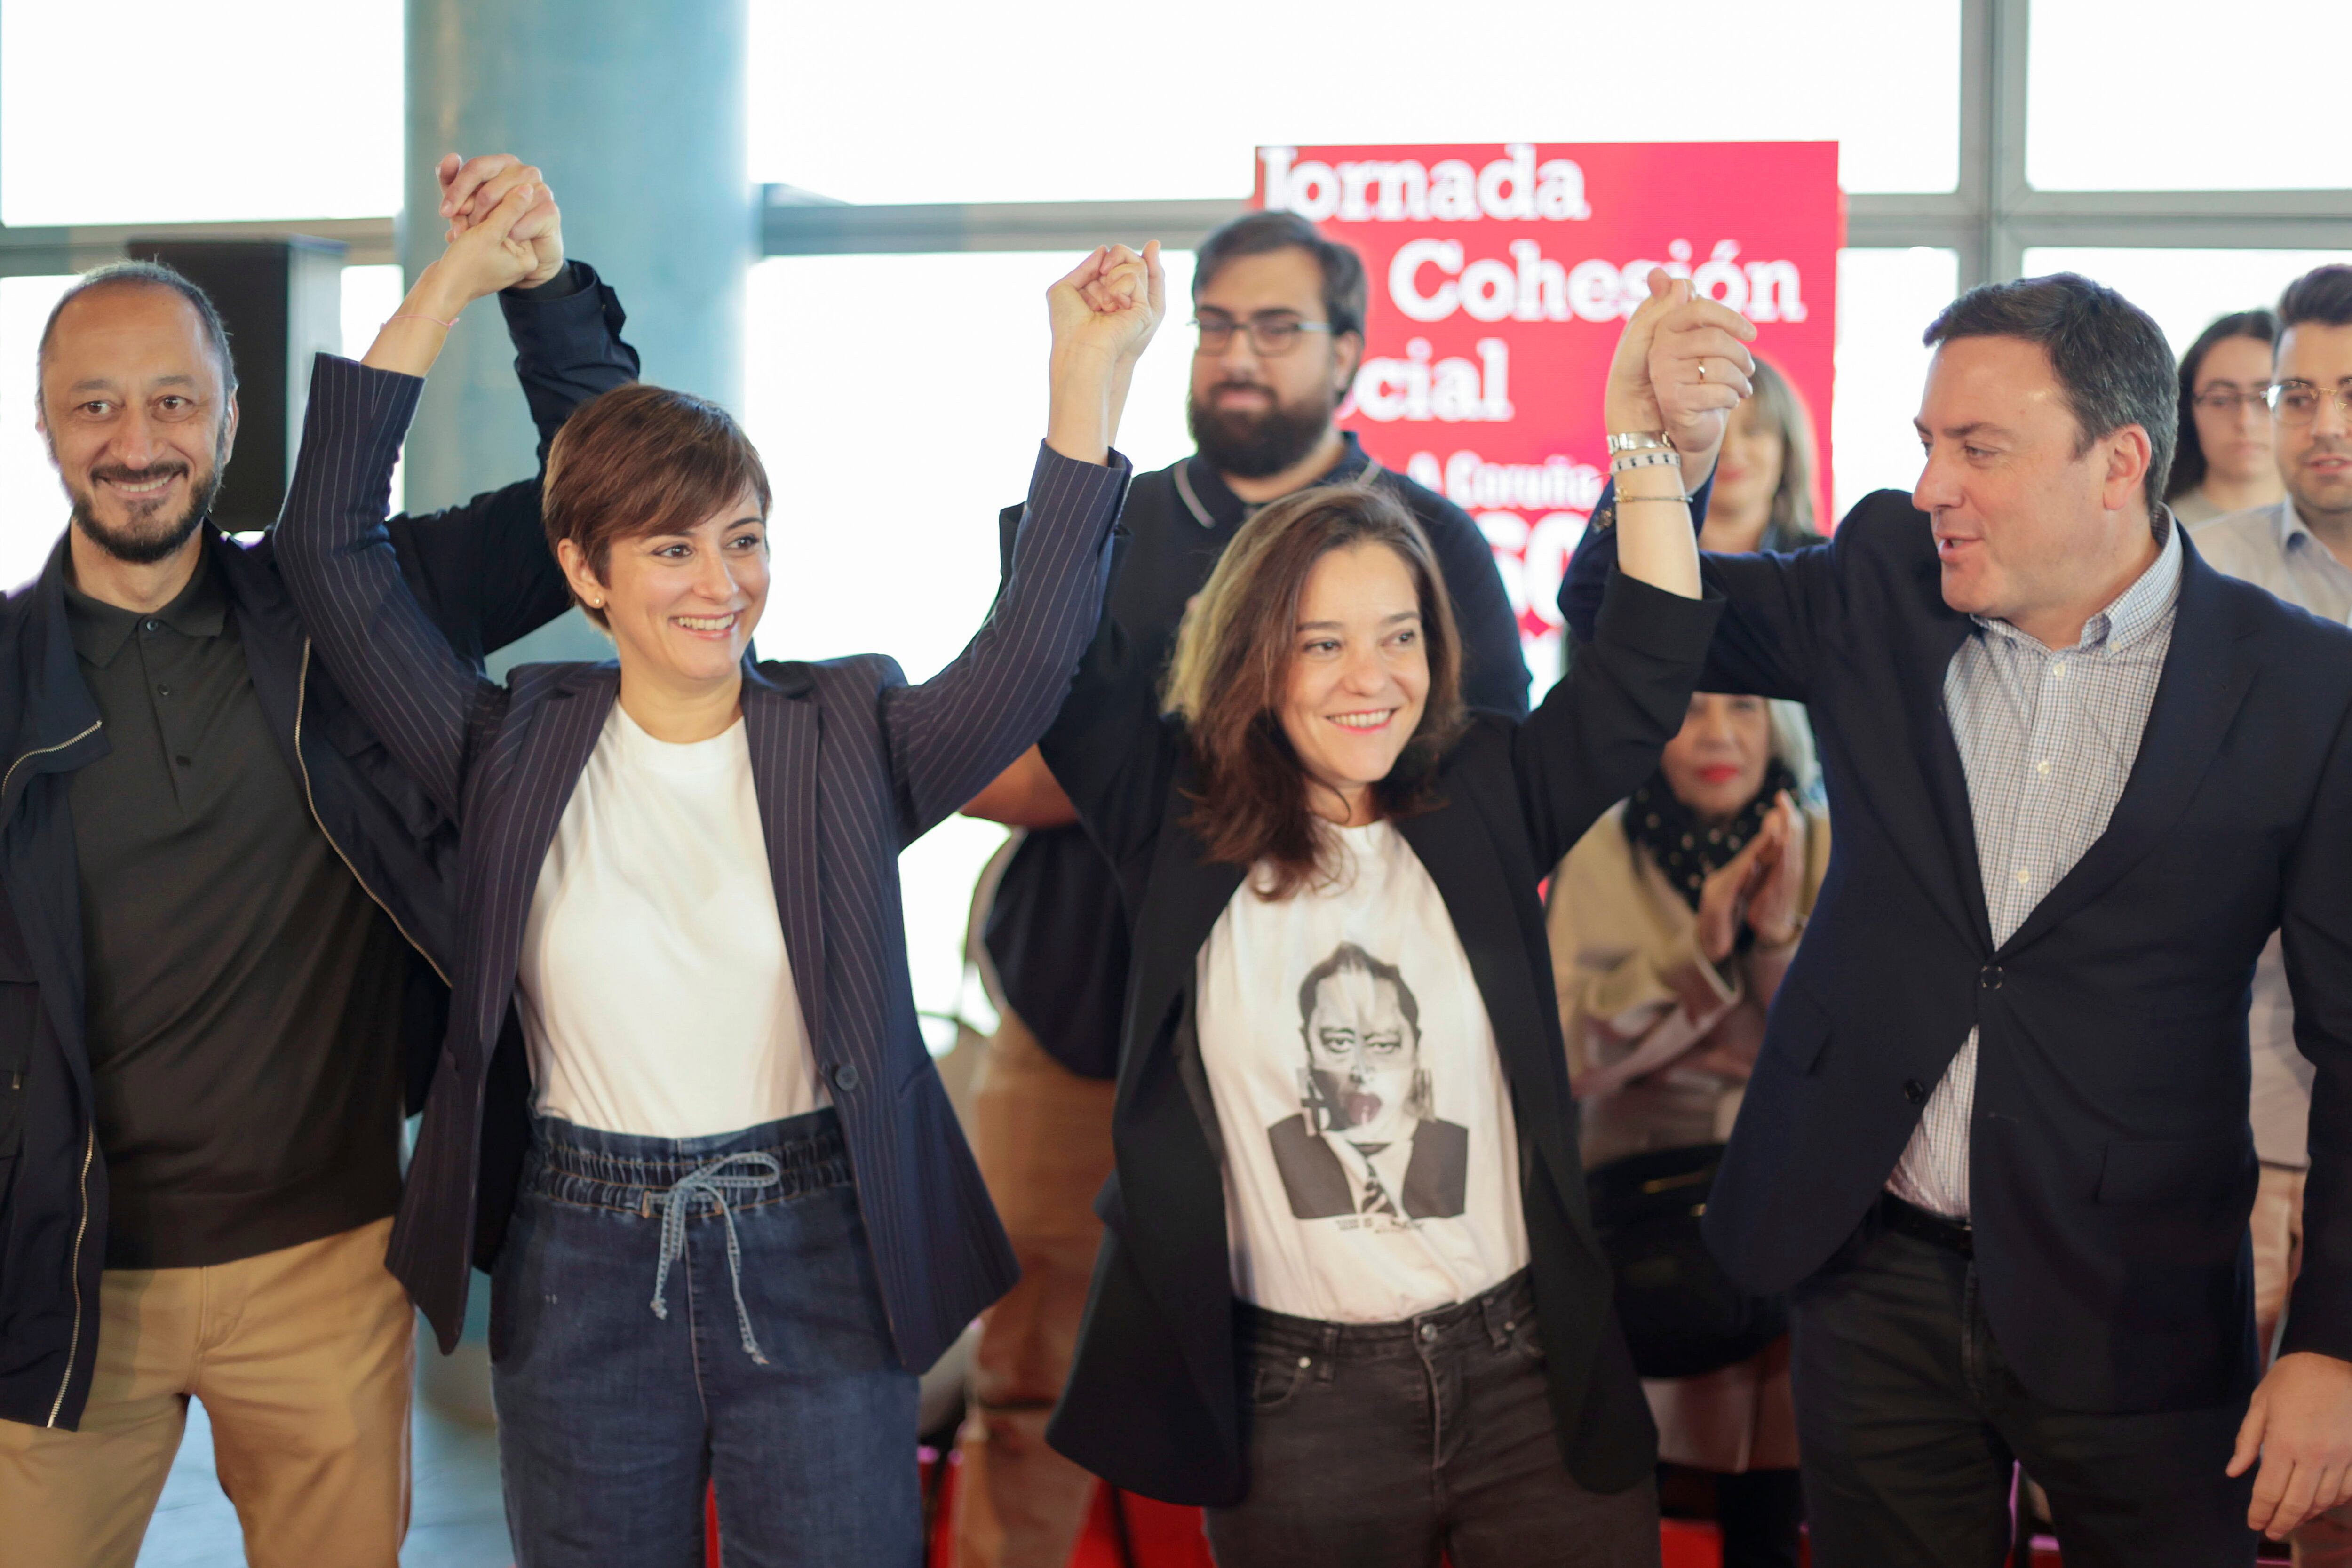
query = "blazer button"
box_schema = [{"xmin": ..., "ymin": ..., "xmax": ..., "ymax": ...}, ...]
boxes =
[
  {"xmin": 1980, "ymin": 965, "xmax": 2003, "ymax": 990},
  {"xmin": 830, "ymin": 1063, "xmax": 861, "ymax": 1094},
  {"xmin": 1903, "ymin": 1079, "xmax": 1928, "ymax": 1105}
]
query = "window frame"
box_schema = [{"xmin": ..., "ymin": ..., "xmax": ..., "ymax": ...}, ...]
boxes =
[{"xmin": 0, "ymin": 0, "xmax": 2339, "ymax": 295}]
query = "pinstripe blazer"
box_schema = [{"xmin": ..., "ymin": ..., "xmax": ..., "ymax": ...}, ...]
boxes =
[{"xmin": 276, "ymin": 354, "xmax": 1131, "ymax": 1368}]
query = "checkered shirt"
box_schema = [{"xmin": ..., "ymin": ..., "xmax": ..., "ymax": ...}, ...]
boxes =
[{"xmin": 1885, "ymin": 519, "xmax": 2184, "ymax": 1220}]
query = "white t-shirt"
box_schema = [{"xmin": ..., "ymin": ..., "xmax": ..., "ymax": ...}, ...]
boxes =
[
  {"xmin": 516, "ymin": 703, "xmax": 825, "ymax": 1137},
  {"xmin": 1194, "ymin": 820, "xmax": 1529, "ymax": 1323}
]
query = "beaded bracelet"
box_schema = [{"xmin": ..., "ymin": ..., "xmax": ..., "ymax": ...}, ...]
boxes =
[{"xmin": 1609, "ymin": 449, "xmax": 1683, "ymax": 474}]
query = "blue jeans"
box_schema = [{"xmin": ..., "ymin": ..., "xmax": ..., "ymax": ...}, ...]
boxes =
[{"xmin": 490, "ymin": 1109, "xmax": 919, "ymax": 1568}]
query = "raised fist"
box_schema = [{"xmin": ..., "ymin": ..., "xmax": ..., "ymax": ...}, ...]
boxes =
[
  {"xmin": 437, "ymin": 153, "xmax": 566, "ymax": 289},
  {"xmin": 1048, "ymin": 242, "xmax": 1164, "ymax": 368}
]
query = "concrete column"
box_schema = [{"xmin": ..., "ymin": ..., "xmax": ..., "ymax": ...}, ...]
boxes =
[
  {"xmin": 400, "ymin": 6, "xmax": 751, "ymax": 1415},
  {"xmin": 404, "ymin": 0, "xmax": 750, "ymax": 667}
]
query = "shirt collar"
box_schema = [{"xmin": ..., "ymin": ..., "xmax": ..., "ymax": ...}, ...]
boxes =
[
  {"xmin": 1973, "ymin": 510, "xmax": 2182, "ymax": 656},
  {"xmin": 2278, "ymin": 495, "xmax": 2322, "ymax": 555},
  {"xmin": 1177, "ymin": 430, "xmax": 1374, "ymax": 531},
  {"xmin": 64, "ymin": 543, "xmax": 229, "ymax": 669}
]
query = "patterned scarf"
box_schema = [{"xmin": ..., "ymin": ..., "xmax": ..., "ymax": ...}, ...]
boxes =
[{"xmin": 1621, "ymin": 758, "xmax": 1799, "ymax": 911}]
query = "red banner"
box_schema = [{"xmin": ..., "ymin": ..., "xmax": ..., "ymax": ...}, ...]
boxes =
[{"xmin": 1254, "ymin": 142, "xmax": 1843, "ymax": 677}]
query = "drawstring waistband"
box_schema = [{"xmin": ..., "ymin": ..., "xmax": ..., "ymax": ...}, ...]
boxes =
[{"xmin": 646, "ymin": 1151, "xmax": 784, "ymax": 1363}]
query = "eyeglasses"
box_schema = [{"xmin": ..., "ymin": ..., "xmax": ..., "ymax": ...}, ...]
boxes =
[
  {"xmin": 2267, "ymin": 382, "xmax": 2352, "ymax": 424},
  {"xmin": 2192, "ymin": 388, "xmax": 2270, "ymax": 415},
  {"xmin": 1190, "ymin": 313, "xmax": 1334, "ymax": 357}
]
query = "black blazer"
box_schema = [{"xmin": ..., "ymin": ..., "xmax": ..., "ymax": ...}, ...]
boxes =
[
  {"xmin": 1565, "ymin": 493, "xmax": 2352, "ymax": 1413},
  {"xmin": 274, "ymin": 354, "xmax": 1131, "ymax": 1371},
  {"xmin": 1035, "ymin": 569, "xmax": 1721, "ymax": 1506}
]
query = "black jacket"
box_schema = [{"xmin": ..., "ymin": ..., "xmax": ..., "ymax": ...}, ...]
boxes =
[
  {"xmin": 0, "ymin": 268, "xmax": 636, "ymax": 1433},
  {"xmin": 985, "ymin": 439, "xmax": 1530, "ymax": 1080},
  {"xmin": 1564, "ymin": 493, "xmax": 2352, "ymax": 1412},
  {"xmin": 1035, "ymin": 566, "xmax": 1720, "ymax": 1506}
]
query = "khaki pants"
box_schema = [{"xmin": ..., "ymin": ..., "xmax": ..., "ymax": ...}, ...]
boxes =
[
  {"xmin": 0, "ymin": 1216, "xmax": 414, "ymax": 1568},
  {"xmin": 951, "ymin": 1011, "xmax": 1118, "ymax": 1568},
  {"xmin": 2252, "ymin": 1162, "xmax": 2352, "ymax": 1568}
]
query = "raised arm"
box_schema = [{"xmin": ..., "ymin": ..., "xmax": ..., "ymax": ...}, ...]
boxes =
[
  {"xmin": 381, "ymin": 155, "xmax": 640, "ymax": 663},
  {"xmin": 1510, "ymin": 274, "xmax": 1731, "ymax": 867},
  {"xmin": 275, "ymin": 181, "xmax": 545, "ymax": 818},
  {"xmin": 1561, "ymin": 272, "xmax": 1832, "ymax": 700},
  {"xmin": 882, "ymin": 245, "xmax": 1165, "ymax": 844}
]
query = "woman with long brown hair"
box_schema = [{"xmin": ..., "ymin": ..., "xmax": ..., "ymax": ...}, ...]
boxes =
[{"xmin": 1029, "ymin": 276, "xmax": 1742, "ymax": 1568}]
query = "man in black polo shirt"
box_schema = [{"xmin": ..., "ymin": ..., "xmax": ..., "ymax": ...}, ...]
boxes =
[
  {"xmin": 951, "ymin": 211, "xmax": 1529, "ymax": 1568},
  {"xmin": 0, "ymin": 154, "xmax": 637, "ymax": 1568}
]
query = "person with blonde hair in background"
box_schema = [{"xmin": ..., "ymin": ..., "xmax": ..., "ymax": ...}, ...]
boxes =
[
  {"xmin": 1698, "ymin": 357, "xmax": 1824, "ymax": 556},
  {"xmin": 1549, "ymin": 692, "xmax": 1827, "ymax": 1568}
]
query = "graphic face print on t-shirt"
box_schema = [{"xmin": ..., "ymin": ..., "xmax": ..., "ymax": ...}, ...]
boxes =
[
  {"xmin": 1194, "ymin": 820, "xmax": 1528, "ymax": 1322},
  {"xmin": 1269, "ymin": 942, "xmax": 1470, "ymax": 1224}
]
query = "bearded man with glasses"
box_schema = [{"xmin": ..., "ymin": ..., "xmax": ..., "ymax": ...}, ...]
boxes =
[
  {"xmin": 2192, "ymin": 261, "xmax": 2352, "ymax": 1568},
  {"xmin": 949, "ymin": 211, "xmax": 1528, "ymax": 1568}
]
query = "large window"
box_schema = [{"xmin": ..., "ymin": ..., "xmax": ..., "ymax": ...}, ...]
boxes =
[
  {"xmin": 0, "ymin": 0, "xmax": 401, "ymax": 226},
  {"xmin": 748, "ymin": 0, "xmax": 1962, "ymax": 201},
  {"xmin": 744, "ymin": 250, "xmax": 1204, "ymax": 1040},
  {"xmin": 2026, "ymin": 0, "xmax": 2352, "ymax": 191},
  {"xmin": 12, "ymin": 0, "xmax": 2349, "ymax": 1044},
  {"xmin": 0, "ymin": 274, "xmax": 72, "ymax": 589},
  {"xmin": 2020, "ymin": 248, "xmax": 2342, "ymax": 354},
  {"xmin": 1833, "ymin": 248, "xmax": 1963, "ymax": 520}
]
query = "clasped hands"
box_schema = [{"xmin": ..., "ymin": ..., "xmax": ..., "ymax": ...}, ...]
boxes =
[
  {"xmin": 1606, "ymin": 266, "xmax": 1759, "ymax": 485},
  {"xmin": 1695, "ymin": 791, "xmax": 1805, "ymax": 965},
  {"xmin": 410, "ymin": 153, "xmax": 569, "ymax": 324}
]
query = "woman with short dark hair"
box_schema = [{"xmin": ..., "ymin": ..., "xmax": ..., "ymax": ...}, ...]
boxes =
[
  {"xmin": 1035, "ymin": 277, "xmax": 1740, "ymax": 1567},
  {"xmin": 273, "ymin": 187, "xmax": 1162, "ymax": 1565}
]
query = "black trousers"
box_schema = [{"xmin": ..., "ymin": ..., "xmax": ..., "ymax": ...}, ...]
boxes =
[
  {"xmin": 1204, "ymin": 1272, "xmax": 1660, "ymax": 1568},
  {"xmin": 1789, "ymin": 1222, "xmax": 2256, "ymax": 1568}
]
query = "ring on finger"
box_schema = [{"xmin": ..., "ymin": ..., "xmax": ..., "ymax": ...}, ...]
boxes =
[{"xmin": 1697, "ymin": 362, "xmax": 1708, "ymax": 381}]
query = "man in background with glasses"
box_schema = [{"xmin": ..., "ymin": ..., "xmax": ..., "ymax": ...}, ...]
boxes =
[
  {"xmin": 951, "ymin": 210, "xmax": 1528, "ymax": 1568},
  {"xmin": 2191, "ymin": 261, "xmax": 2352, "ymax": 1567}
]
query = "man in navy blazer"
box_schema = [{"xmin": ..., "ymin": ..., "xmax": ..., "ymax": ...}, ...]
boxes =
[{"xmin": 1565, "ymin": 272, "xmax": 2352, "ymax": 1566}]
